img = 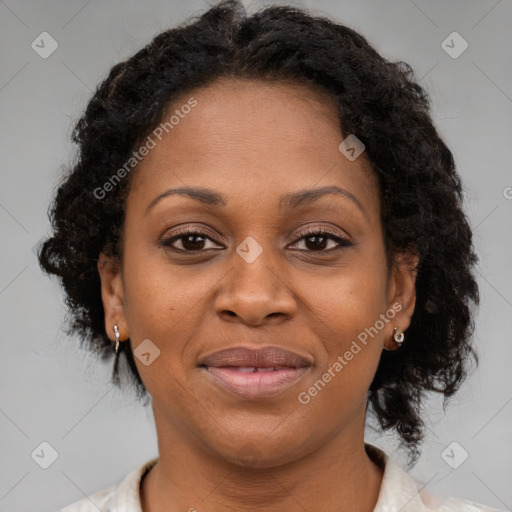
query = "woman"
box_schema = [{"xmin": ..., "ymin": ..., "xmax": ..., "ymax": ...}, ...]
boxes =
[{"xmin": 38, "ymin": 1, "xmax": 501, "ymax": 510}]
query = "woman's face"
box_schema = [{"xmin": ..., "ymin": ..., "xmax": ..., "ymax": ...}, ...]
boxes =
[{"xmin": 99, "ymin": 77, "xmax": 416, "ymax": 467}]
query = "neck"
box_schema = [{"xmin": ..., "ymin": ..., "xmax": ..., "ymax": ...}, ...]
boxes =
[{"xmin": 141, "ymin": 407, "xmax": 384, "ymax": 512}]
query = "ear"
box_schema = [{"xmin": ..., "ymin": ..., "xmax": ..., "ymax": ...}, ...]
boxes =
[
  {"xmin": 384, "ymin": 250, "xmax": 418, "ymax": 351},
  {"xmin": 97, "ymin": 253, "xmax": 129, "ymax": 342}
]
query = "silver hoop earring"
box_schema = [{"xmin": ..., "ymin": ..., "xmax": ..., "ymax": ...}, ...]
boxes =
[
  {"xmin": 113, "ymin": 324, "xmax": 120, "ymax": 354},
  {"xmin": 393, "ymin": 327, "xmax": 405, "ymax": 345}
]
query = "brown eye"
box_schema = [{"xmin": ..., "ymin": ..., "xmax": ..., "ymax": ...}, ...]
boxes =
[
  {"xmin": 160, "ymin": 228, "xmax": 223, "ymax": 252},
  {"xmin": 288, "ymin": 228, "xmax": 353, "ymax": 252}
]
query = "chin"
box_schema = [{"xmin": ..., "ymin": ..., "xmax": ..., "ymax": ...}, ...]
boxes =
[{"xmin": 204, "ymin": 428, "xmax": 311, "ymax": 469}]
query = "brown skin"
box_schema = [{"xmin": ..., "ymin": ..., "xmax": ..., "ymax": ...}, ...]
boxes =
[{"xmin": 98, "ymin": 77, "xmax": 417, "ymax": 511}]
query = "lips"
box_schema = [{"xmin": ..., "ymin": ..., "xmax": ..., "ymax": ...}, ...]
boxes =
[
  {"xmin": 199, "ymin": 346, "xmax": 313, "ymax": 369},
  {"xmin": 198, "ymin": 346, "xmax": 313, "ymax": 399}
]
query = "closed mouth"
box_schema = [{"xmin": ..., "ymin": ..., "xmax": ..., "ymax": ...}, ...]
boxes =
[
  {"xmin": 198, "ymin": 345, "xmax": 313, "ymax": 369},
  {"xmin": 198, "ymin": 346, "xmax": 313, "ymax": 399}
]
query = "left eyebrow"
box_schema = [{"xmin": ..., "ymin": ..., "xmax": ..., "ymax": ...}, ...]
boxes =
[{"xmin": 281, "ymin": 185, "xmax": 365, "ymax": 215}]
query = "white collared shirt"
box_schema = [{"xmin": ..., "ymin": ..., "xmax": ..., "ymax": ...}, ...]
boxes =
[{"xmin": 57, "ymin": 444, "xmax": 503, "ymax": 512}]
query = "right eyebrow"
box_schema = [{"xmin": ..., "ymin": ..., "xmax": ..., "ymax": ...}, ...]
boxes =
[{"xmin": 145, "ymin": 187, "xmax": 227, "ymax": 215}]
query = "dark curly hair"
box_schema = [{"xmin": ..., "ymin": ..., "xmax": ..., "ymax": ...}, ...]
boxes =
[{"xmin": 38, "ymin": 0, "xmax": 479, "ymax": 466}]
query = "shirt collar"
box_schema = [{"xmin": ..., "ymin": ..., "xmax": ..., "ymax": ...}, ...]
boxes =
[
  {"xmin": 108, "ymin": 456, "xmax": 158, "ymax": 512},
  {"xmin": 107, "ymin": 444, "xmax": 431, "ymax": 511},
  {"xmin": 365, "ymin": 443, "xmax": 432, "ymax": 511}
]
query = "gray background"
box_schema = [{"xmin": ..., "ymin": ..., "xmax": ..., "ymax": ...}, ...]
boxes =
[{"xmin": 0, "ymin": 1, "xmax": 511, "ymax": 511}]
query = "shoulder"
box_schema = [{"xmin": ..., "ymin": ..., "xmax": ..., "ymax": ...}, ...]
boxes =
[
  {"xmin": 365, "ymin": 443, "xmax": 504, "ymax": 512},
  {"xmin": 433, "ymin": 497, "xmax": 504, "ymax": 511},
  {"xmin": 57, "ymin": 485, "xmax": 116, "ymax": 512},
  {"xmin": 52, "ymin": 457, "xmax": 158, "ymax": 512}
]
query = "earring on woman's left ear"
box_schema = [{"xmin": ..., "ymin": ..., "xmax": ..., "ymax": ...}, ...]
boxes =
[
  {"xmin": 393, "ymin": 327, "xmax": 405, "ymax": 345},
  {"xmin": 383, "ymin": 327, "xmax": 406, "ymax": 351}
]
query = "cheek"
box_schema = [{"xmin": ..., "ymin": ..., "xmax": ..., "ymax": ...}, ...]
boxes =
[
  {"xmin": 304, "ymin": 253, "xmax": 389, "ymax": 339},
  {"xmin": 299, "ymin": 249, "xmax": 389, "ymax": 385},
  {"xmin": 120, "ymin": 242, "xmax": 219, "ymax": 393},
  {"xmin": 120, "ymin": 245, "xmax": 188, "ymax": 379},
  {"xmin": 121, "ymin": 242, "xmax": 194, "ymax": 333}
]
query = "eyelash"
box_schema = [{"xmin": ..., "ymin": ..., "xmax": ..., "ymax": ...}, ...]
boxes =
[{"xmin": 159, "ymin": 226, "xmax": 353, "ymax": 254}]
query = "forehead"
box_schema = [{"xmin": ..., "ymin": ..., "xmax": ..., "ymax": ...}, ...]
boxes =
[{"xmin": 127, "ymin": 77, "xmax": 379, "ymax": 213}]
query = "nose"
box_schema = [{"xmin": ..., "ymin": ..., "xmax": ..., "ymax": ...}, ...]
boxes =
[{"xmin": 214, "ymin": 251, "xmax": 297, "ymax": 327}]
